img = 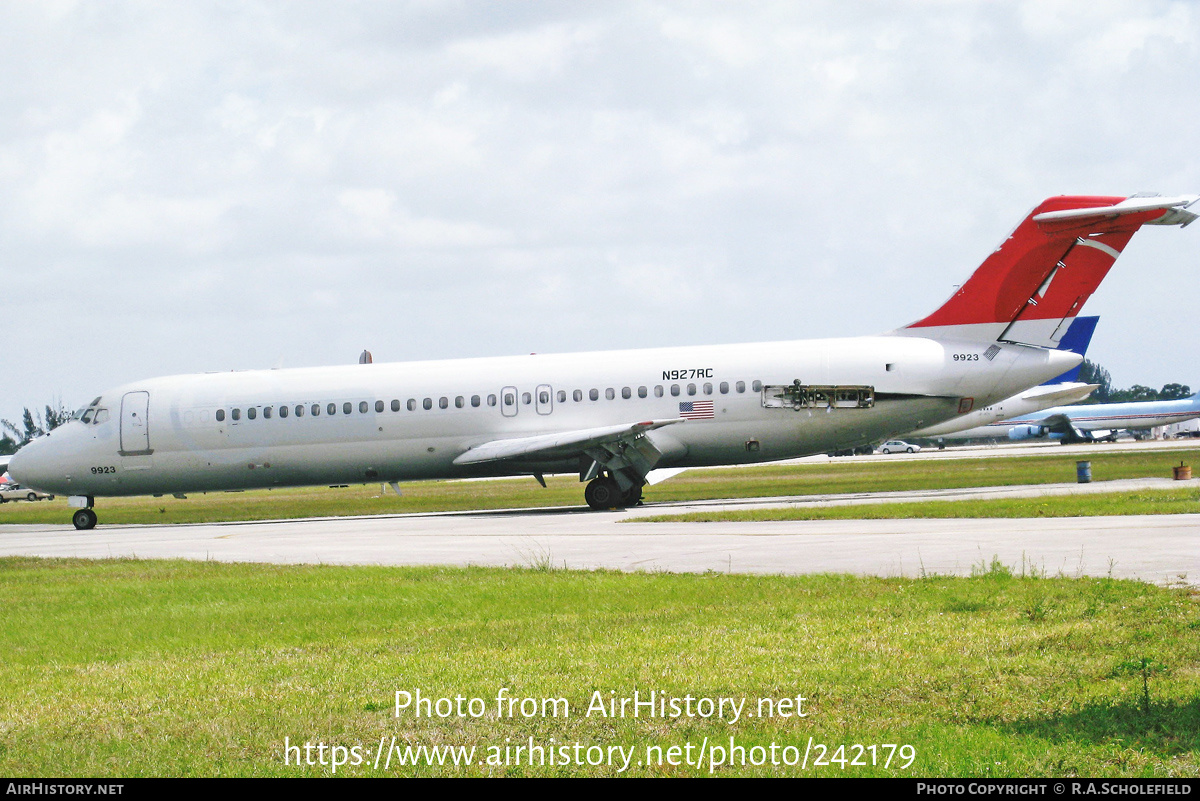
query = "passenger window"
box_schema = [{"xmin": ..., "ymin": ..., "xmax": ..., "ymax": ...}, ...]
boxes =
[
  {"xmin": 264, "ymin": 406, "xmax": 273, "ymax": 419},
  {"xmin": 232, "ymin": 408, "xmax": 241, "ymax": 421},
  {"xmin": 248, "ymin": 407, "xmax": 257, "ymax": 420},
  {"xmin": 720, "ymin": 382, "xmax": 729, "ymax": 394},
  {"xmin": 539, "ymin": 391, "xmax": 550, "ymax": 404},
  {"xmin": 638, "ymin": 386, "xmax": 647, "ymax": 398},
  {"xmin": 423, "ymin": 398, "xmax": 433, "ymax": 410},
  {"xmin": 487, "ymin": 394, "xmax": 497, "ymax": 407},
  {"xmin": 216, "ymin": 409, "xmax": 226, "ymax": 422},
  {"xmin": 296, "ymin": 405, "xmax": 305, "ymax": 417},
  {"xmin": 521, "ymin": 392, "xmax": 531, "ymax": 405},
  {"xmin": 408, "ymin": 399, "xmax": 417, "ymax": 411},
  {"xmin": 687, "ymin": 384, "xmax": 696, "ymax": 396},
  {"xmin": 440, "ymin": 397, "xmax": 449, "ymax": 409},
  {"xmin": 621, "ymin": 387, "xmax": 631, "ymax": 399},
  {"xmin": 375, "ymin": 400, "xmax": 385, "ymax": 413},
  {"xmin": 343, "ymin": 402, "xmax": 352, "ymax": 415},
  {"xmin": 471, "ymin": 395, "xmax": 481, "ymax": 407},
  {"xmin": 390, "ymin": 400, "xmax": 400, "ymax": 412},
  {"xmin": 605, "ymin": 388, "xmax": 615, "ymax": 400},
  {"xmin": 752, "ymin": 380, "xmax": 763, "ymax": 392},
  {"xmin": 670, "ymin": 385, "xmax": 680, "ymax": 397},
  {"xmin": 280, "ymin": 406, "xmax": 289, "ymax": 419},
  {"xmin": 735, "ymin": 381, "xmax": 745, "ymax": 393},
  {"xmin": 455, "ymin": 396, "xmax": 465, "ymax": 408},
  {"xmin": 312, "ymin": 404, "xmax": 320, "ymax": 416},
  {"xmin": 557, "ymin": 390, "xmax": 566, "ymax": 403},
  {"xmin": 573, "ymin": 390, "xmax": 582, "ymax": 402},
  {"xmin": 654, "ymin": 386, "xmax": 664, "ymax": 398},
  {"xmin": 703, "ymin": 383, "xmax": 712, "ymax": 395},
  {"xmin": 328, "ymin": 403, "xmax": 337, "ymax": 415},
  {"xmin": 504, "ymin": 393, "xmax": 515, "ymax": 406},
  {"xmin": 589, "ymin": 389, "xmax": 599, "ymax": 401}
]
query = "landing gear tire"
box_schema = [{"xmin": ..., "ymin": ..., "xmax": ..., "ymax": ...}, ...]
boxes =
[
  {"xmin": 72, "ymin": 508, "xmax": 98, "ymax": 530},
  {"xmin": 584, "ymin": 477, "xmax": 623, "ymax": 510},
  {"xmin": 623, "ymin": 484, "xmax": 644, "ymax": 507}
]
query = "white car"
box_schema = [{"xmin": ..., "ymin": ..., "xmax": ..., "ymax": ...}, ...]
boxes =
[
  {"xmin": 0, "ymin": 483, "xmax": 55, "ymax": 502},
  {"xmin": 879, "ymin": 440, "xmax": 921, "ymax": 454}
]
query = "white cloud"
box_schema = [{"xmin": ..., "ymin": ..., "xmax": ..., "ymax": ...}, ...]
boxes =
[{"xmin": 2, "ymin": 1, "xmax": 1199, "ymax": 424}]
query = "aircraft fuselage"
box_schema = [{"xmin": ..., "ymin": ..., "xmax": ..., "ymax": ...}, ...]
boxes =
[{"xmin": 10, "ymin": 333, "xmax": 1074, "ymax": 497}]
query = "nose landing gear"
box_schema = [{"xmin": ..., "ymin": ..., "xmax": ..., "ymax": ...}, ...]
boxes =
[{"xmin": 72, "ymin": 508, "xmax": 98, "ymax": 530}]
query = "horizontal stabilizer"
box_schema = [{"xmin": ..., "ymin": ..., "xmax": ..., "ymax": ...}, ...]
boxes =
[
  {"xmin": 453, "ymin": 419, "xmax": 685, "ymax": 466},
  {"xmin": 1032, "ymin": 194, "xmax": 1200, "ymax": 228}
]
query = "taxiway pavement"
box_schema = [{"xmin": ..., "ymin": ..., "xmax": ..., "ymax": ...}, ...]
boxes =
[{"xmin": 1, "ymin": 475, "xmax": 1196, "ymax": 586}]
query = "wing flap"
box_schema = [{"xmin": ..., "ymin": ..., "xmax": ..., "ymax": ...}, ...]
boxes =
[{"xmin": 452, "ymin": 419, "xmax": 686, "ymax": 466}]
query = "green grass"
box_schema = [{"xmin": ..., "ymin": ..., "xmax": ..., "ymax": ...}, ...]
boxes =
[
  {"xmin": 2, "ymin": 447, "xmax": 1198, "ymax": 526},
  {"xmin": 634, "ymin": 488, "xmax": 1200, "ymax": 523},
  {"xmin": 0, "ymin": 558, "xmax": 1197, "ymax": 777}
]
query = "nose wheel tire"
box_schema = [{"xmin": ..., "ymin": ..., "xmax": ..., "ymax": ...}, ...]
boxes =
[
  {"xmin": 72, "ymin": 508, "xmax": 98, "ymax": 530},
  {"xmin": 584, "ymin": 477, "xmax": 623, "ymax": 510}
]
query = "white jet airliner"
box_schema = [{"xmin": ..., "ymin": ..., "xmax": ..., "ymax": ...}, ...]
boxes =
[
  {"xmin": 9, "ymin": 194, "xmax": 1198, "ymax": 529},
  {"xmin": 977, "ymin": 393, "xmax": 1200, "ymax": 443}
]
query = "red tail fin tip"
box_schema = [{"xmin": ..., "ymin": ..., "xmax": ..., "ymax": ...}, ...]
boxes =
[{"xmin": 902, "ymin": 194, "xmax": 1198, "ymax": 346}]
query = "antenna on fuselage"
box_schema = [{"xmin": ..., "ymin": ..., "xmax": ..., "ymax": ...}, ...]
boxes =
[{"xmin": 359, "ymin": 350, "xmax": 373, "ymax": 364}]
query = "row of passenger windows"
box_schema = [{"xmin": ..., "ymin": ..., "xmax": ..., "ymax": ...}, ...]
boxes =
[
  {"xmin": 212, "ymin": 380, "xmax": 763, "ymax": 422},
  {"xmin": 564, "ymin": 380, "xmax": 760, "ymax": 403}
]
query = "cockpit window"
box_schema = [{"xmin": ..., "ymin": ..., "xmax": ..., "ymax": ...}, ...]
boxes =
[
  {"xmin": 81, "ymin": 410, "xmax": 94, "ymax": 424},
  {"xmin": 93, "ymin": 409, "xmax": 109, "ymax": 424}
]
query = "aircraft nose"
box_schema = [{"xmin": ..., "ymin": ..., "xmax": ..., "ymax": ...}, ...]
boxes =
[{"xmin": 7, "ymin": 437, "xmax": 60, "ymax": 493}]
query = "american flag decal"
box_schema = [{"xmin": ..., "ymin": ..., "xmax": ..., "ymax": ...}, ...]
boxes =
[{"xmin": 679, "ymin": 400, "xmax": 715, "ymax": 420}]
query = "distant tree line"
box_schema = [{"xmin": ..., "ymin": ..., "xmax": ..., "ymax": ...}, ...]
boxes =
[
  {"xmin": 1077, "ymin": 360, "xmax": 1191, "ymax": 404},
  {"xmin": 1, "ymin": 404, "xmax": 74, "ymax": 455}
]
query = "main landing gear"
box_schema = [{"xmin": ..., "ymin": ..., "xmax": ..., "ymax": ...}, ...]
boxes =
[
  {"xmin": 583, "ymin": 475, "xmax": 645, "ymax": 510},
  {"xmin": 69, "ymin": 496, "xmax": 98, "ymax": 530}
]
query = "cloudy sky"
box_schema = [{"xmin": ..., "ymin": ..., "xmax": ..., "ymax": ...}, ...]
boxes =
[{"xmin": 3, "ymin": 1, "xmax": 1199, "ymax": 426}]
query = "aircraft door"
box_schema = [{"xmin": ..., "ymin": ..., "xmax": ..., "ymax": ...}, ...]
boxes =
[
  {"xmin": 536, "ymin": 384, "xmax": 553, "ymax": 415},
  {"xmin": 120, "ymin": 391, "xmax": 153, "ymax": 455},
  {"xmin": 501, "ymin": 386, "xmax": 518, "ymax": 418}
]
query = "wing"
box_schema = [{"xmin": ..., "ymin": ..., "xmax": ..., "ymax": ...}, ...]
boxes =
[
  {"xmin": 1037, "ymin": 413, "xmax": 1075, "ymax": 436},
  {"xmin": 453, "ymin": 419, "xmax": 685, "ymax": 467}
]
